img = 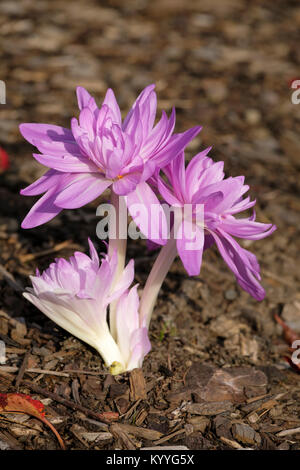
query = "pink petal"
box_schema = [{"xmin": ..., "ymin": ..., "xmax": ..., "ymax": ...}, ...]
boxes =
[
  {"xmin": 127, "ymin": 327, "xmax": 151, "ymax": 370},
  {"xmin": 221, "ymin": 218, "xmax": 276, "ymax": 240},
  {"xmin": 54, "ymin": 174, "xmax": 112, "ymax": 209},
  {"xmin": 212, "ymin": 230, "xmax": 265, "ymax": 301},
  {"xmin": 157, "ymin": 175, "xmax": 181, "ymax": 206},
  {"xmin": 76, "ymin": 86, "xmax": 98, "ymax": 113},
  {"xmin": 126, "ymin": 182, "xmax": 168, "ymax": 245},
  {"xmin": 176, "ymin": 220, "xmax": 204, "ymax": 276},
  {"xmin": 102, "ymin": 88, "xmax": 122, "ymax": 125},
  {"xmin": 115, "ymin": 286, "xmax": 140, "ymax": 363},
  {"xmin": 20, "ymin": 169, "xmax": 62, "ymax": 196},
  {"xmin": 123, "ymin": 84, "xmax": 156, "ymax": 132},
  {"xmin": 153, "ymin": 125, "xmax": 202, "ymax": 168},
  {"xmin": 20, "ymin": 123, "xmax": 80, "ymax": 156},
  {"xmin": 21, "ymin": 187, "xmax": 63, "ymax": 229},
  {"xmin": 112, "ymin": 171, "xmax": 141, "ymax": 196},
  {"xmin": 32, "ymin": 153, "xmax": 98, "ymax": 173}
]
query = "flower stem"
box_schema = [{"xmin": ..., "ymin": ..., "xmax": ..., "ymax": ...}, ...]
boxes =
[
  {"xmin": 108, "ymin": 190, "xmax": 127, "ymax": 339},
  {"xmin": 139, "ymin": 237, "xmax": 177, "ymax": 329},
  {"xmin": 93, "ymin": 328, "xmax": 125, "ymax": 372}
]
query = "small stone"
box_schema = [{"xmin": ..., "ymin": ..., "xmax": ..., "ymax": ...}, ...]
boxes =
[
  {"xmin": 225, "ymin": 289, "xmax": 237, "ymax": 300},
  {"xmin": 245, "ymin": 109, "xmax": 261, "ymax": 125}
]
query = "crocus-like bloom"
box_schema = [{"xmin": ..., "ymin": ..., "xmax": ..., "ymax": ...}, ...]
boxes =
[
  {"xmin": 23, "ymin": 239, "xmax": 151, "ymax": 373},
  {"xmin": 157, "ymin": 151, "xmax": 276, "ymax": 300},
  {"xmin": 19, "ymin": 85, "xmax": 201, "ymax": 240}
]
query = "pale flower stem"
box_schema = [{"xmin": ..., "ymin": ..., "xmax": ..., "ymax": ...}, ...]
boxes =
[
  {"xmin": 139, "ymin": 237, "xmax": 177, "ymax": 329},
  {"xmin": 93, "ymin": 328, "xmax": 125, "ymax": 370},
  {"xmin": 108, "ymin": 190, "xmax": 127, "ymax": 339}
]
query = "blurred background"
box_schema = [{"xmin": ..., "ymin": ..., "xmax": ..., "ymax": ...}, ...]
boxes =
[{"xmin": 0, "ymin": 0, "xmax": 299, "ymax": 327}]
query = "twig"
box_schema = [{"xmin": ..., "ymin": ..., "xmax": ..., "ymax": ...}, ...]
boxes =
[
  {"xmin": 153, "ymin": 428, "xmax": 186, "ymax": 445},
  {"xmin": 15, "ymin": 351, "xmax": 30, "ymax": 390},
  {"xmin": 276, "ymin": 427, "xmax": 300, "ymax": 437},
  {"xmin": 0, "ymin": 265, "xmax": 23, "ymax": 292},
  {"xmin": 21, "ymin": 380, "xmax": 118, "ymax": 424},
  {"xmin": 19, "ymin": 241, "xmax": 81, "ymax": 263},
  {"xmin": 0, "ymin": 332, "xmax": 21, "ymax": 348},
  {"xmin": 122, "ymin": 399, "xmax": 142, "ymax": 420},
  {"xmin": 64, "ymin": 369, "xmax": 110, "ymax": 376},
  {"xmin": 0, "ymin": 365, "xmax": 112, "ymax": 378},
  {"xmin": 0, "ymin": 366, "xmax": 70, "ymax": 377},
  {"xmin": 220, "ymin": 436, "xmax": 244, "ymax": 449}
]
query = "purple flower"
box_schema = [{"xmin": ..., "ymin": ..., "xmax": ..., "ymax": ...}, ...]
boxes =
[
  {"xmin": 20, "ymin": 85, "xmax": 201, "ymax": 233},
  {"xmin": 157, "ymin": 151, "xmax": 276, "ymax": 300},
  {"xmin": 23, "ymin": 239, "xmax": 151, "ymax": 373}
]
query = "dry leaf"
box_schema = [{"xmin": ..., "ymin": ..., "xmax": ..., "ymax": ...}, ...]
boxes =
[
  {"xmin": 274, "ymin": 314, "xmax": 299, "ymax": 346},
  {"xmin": 274, "ymin": 314, "xmax": 300, "ymax": 374},
  {"xmin": 0, "ymin": 393, "xmax": 65, "ymax": 449}
]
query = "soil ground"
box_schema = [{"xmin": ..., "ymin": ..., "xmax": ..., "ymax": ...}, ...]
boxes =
[{"xmin": 0, "ymin": 0, "xmax": 299, "ymax": 450}]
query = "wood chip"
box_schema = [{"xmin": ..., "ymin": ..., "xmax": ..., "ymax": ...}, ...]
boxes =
[
  {"xmin": 246, "ymin": 399, "xmax": 278, "ymax": 423},
  {"xmin": 153, "ymin": 428, "xmax": 186, "ymax": 446},
  {"xmin": 129, "ymin": 368, "xmax": 147, "ymax": 401},
  {"xmin": 220, "ymin": 436, "xmax": 244, "ymax": 449},
  {"xmin": 71, "ymin": 378, "xmax": 81, "ymax": 405},
  {"xmin": 187, "ymin": 416, "xmax": 210, "ymax": 433},
  {"xmin": 15, "ymin": 350, "xmax": 30, "ymax": 389},
  {"xmin": 135, "ymin": 408, "xmax": 148, "ymax": 426},
  {"xmin": 187, "ymin": 400, "xmax": 234, "ymax": 416},
  {"xmin": 113, "ymin": 423, "xmax": 162, "ymax": 440},
  {"xmin": 110, "ymin": 423, "xmax": 136, "ymax": 450},
  {"xmin": 276, "ymin": 427, "xmax": 300, "ymax": 437},
  {"xmin": 141, "ymin": 445, "xmax": 189, "ymax": 450},
  {"xmin": 232, "ymin": 423, "xmax": 261, "ymax": 446},
  {"xmin": 81, "ymin": 431, "xmax": 113, "ymax": 443},
  {"xmin": 0, "ymin": 429, "xmax": 23, "ymax": 450}
]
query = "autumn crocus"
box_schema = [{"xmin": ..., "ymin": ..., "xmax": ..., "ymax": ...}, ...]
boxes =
[
  {"xmin": 19, "ymin": 84, "xmax": 201, "ymax": 241},
  {"xmin": 139, "ymin": 150, "xmax": 276, "ymax": 327},
  {"xmin": 23, "ymin": 239, "xmax": 151, "ymax": 374}
]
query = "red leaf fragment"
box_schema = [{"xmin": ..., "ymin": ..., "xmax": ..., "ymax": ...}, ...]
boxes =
[
  {"xmin": 97, "ymin": 411, "xmax": 119, "ymax": 422},
  {"xmin": 274, "ymin": 314, "xmax": 300, "ymax": 374},
  {"xmin": 284, "ymin": 356, "xmax": 300, "ymax": 374},
  {"xmin": 274, "ymin": 314, "xmax": 299, "ymax": 346},
  {"xmin": 0, "ymin": 147, "xmax": 9, "ymax": 171}
]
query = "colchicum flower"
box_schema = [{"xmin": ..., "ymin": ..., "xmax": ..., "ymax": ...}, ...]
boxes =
[
  {"xmin": 156, "ymin": 151, "xmax": 276, "ymax": 301},
  {"xmin": 23, "ymin": 239, "xmax": 151, "ymax": 374},
  {"xmin": 19, "ymin": 85, "xmax": 201, "ymax": 241}
]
